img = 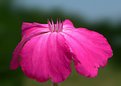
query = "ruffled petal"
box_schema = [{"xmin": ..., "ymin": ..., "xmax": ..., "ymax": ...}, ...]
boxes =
[
  {"xmin": 61, "ymin": 28, "xmax": 113, "ymax": 77},
  {"xmin": 19, "ymin": 32, "xmax": 72, "ymax": 83}
]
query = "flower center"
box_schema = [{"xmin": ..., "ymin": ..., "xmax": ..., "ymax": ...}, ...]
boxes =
[{"xmin": 48, "ymin": 20, "xmax": 63, "ymax": 32}]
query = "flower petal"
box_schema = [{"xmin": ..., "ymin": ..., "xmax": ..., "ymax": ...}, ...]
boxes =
[
  {"xmin": 10, "ymin": 30, "xmax": 48, "ymax": 70},
  {"xmin": 10, "ymin": 22, "xmax": 50, "ymax": 70},
  {"xmin": 20, "ymin": 32, "xmax": 72, "ymax": 83},
  {"xmin": 63, "ymin": 19, "xmax": 74, "ymax": 28},
  {"xmin": 20, "ymin": 33, "xmax": 50, "ymax": 82},
  {"xmin": 61, "ymin": 28, "xmax": 113, "ymax": 77},
  {"xmin": 22, "ymin": 22, "xmax": 49, "ymax": 37}
]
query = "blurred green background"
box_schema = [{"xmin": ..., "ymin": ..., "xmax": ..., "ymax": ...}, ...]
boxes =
[{"xmin": 0, "ymin": 0, "xmax": 121, "ymax": 86}]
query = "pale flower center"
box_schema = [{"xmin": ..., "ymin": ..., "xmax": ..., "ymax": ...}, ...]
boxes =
[{"xmin": 48, "ymin": 20, "xmax": 63, "ymax": 32}]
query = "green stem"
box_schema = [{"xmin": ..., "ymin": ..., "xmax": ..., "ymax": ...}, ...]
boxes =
[{"xmin": 52, "ymin": 82, "xmax": 59, "ymax": 86}]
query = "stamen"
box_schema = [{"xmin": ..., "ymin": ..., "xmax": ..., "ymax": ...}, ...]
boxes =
[
  {"xmin": 51, "ymin": 20, "xmax": 55, "ymax": 32},
  {"xmin": 48, "ymin": 20, "xmax": 52, "ymax": 32},
  {"xmin": 48, "ymin": 19, "xmax": 63, "ymax": 32}
]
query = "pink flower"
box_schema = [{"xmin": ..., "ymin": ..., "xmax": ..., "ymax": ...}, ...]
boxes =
[{"xmin": 10, "ymin": 19, "xmax": 113, "ymax": 83}]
